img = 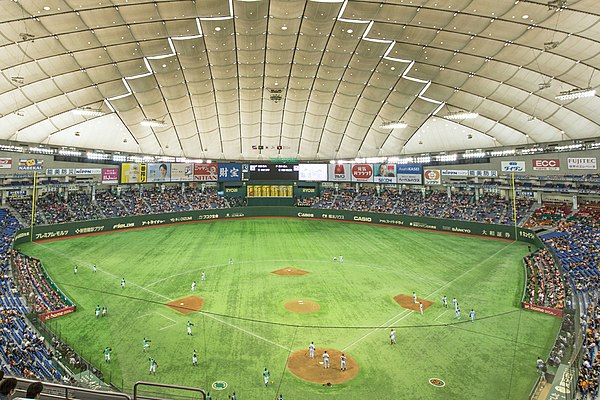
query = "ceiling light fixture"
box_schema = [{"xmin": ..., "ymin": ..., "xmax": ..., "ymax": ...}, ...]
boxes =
[
  {"xmin": 379, "ymin": 120, "xmax": 408, "ymax": 129},
  {"xmin": 555, "ymin": 87, "xmax": 596, "ymax": 101},
  {"xmin": 141, "ymin": 118, "xmax": 167, "ymax": 127},
  {"xmin": 443, "ymin": 111, "xmax": 479, "ymax": 120},
  {"xmin": 72, "ymin": 107, "xmax": 106, "ymax": 117}
]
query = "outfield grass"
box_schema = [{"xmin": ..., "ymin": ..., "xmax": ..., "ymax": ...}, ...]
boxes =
[{"xmin": 18, "ymin": 218, "xmax": 561, "ymax": 400}]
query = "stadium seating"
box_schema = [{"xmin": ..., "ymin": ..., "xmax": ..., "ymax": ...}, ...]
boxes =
[
  {"xmin": 8, "ymin": 187, "xmax": 237, "ymax": 226},
  {"xmin": 523, "ymin": 250, "xmax": 565, "ymax": 309},
  {"xmin": 302, "ymin": 188, "xmax": 534, "ymax": 225},
  {"xmin": 0, "ymin": 209, "xmax": 61, "ymax": 382},
  {"xmin": 539, "ymin": 210, "xmax": 600, "ymax": 398}
]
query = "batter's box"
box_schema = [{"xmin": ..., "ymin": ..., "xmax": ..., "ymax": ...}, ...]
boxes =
[{"xmin": 165, "ymin": 296, "xmax": 204, "ymax": 314}]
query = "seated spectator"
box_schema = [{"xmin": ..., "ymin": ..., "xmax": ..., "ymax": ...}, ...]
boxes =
[
  {"xmin": 0, "ymin": 377, "xmax": 18, "ymax": 399},
  {"xmin": 15, "ymin": 381, "xmax": 43, "ymax": 399}
]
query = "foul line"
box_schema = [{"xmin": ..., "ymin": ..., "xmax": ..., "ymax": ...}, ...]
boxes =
[
  {"xmin": 343, "ymin": 241, "xmax": 516, "ymax": 350},
  {"xmin": 433, "ymin": 309, "xmax": 449, "ymax": 322},
  {"xmin": 157, "ymin": 313, "xmax": 176, "ymax": 323},
  {"xmin": 32, "ymin": 242, "xmax": 173, "ymax": 302},
  {"xmin": 201, "ymin": 312, "xmax": 290, "ymax": 352}
]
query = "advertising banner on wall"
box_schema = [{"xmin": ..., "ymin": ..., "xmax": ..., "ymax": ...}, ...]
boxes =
[
  {"xmin": 351, "ymin": 164, "xmax": 374, "ymax": 182},
  {"xmin": 46, "ymin": 168, "xmax": 102, "ymax": 176},
  {"xmin": 396, "ymin": 164, "xmax": 422, "ymax": 185},
  {"xmin": 120, "ymin": 163, "xmax": 146, "ymax": 183},
  {"xmin": 468, "ymin": 170, "xmax": 498, "ymax": 177},
  {"xmin": 373, "ymin": 164, "xmax": 397, "ymax": 183},
  {"xmin": 147, "ymin": 163, "xmax": 171, "ymax": 182},
  {"xmin": 298, "ymin": 164, "xmax": 328, "ymax": 181},
  {"xmin": 501, "ymin": 161, "xmax": 526, "ymax": 172},
  {"xmin": 18, "ymin": 158, "xmax": 44, "ymax": 171},
  {"xmin": 328, "ymin": 163, "xmax": 352, "ymax": 182},
  {"xmin": 0, "ymin": 158, "xmax": 12, "ymax": 169},
  {"xmin": 170, "ymin": 163, "xmax": 193, "ymax": 181},
  {"xmin": 424, "ymin": 169, "xmax": 441, "ymax": 185},
  {"xmin": 441, "ymin": 170, "xmax": 469, "ymax": 176},
  {"xmin": 102, "ymin": 168, "xmax": 119, "ymax": 184},
  {"xmin": 532, "ymin": 159, "xmax": 560, "ymax": 171},
  {"xmin": 218, "ymin": 163, "xmax": 241, "ymax": 181},
  {"xmin": 194, "ymin": 163, "xmax": 219, "ymax": 181},
  {"xmin": 567, "ymin": 158, "xmax": 597, "ymax": 170}
]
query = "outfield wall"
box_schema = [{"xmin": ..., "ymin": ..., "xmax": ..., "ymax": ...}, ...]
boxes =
[{"xmin": 12, "ymin": 206, "xmax": 541, "ymax": 247}]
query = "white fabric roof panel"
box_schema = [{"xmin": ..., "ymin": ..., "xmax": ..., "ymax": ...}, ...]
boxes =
[{"xmin": 0, "ymin": 0, "xmax": 598, "ymax": 159}]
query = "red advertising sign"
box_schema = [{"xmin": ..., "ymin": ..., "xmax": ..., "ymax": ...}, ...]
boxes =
[
  {"xmin": 522, "ymin": 302, "xmax": 563, "ymax": 318},
  {"xmin": 0, "ymin": 158, "xmax": 12, "ymax": 169},
  {"xmin": 351, "ymin": 164, "xmax": 373, "ymax": 182},
  {"xmin": 102, "ymin": 167, "xmax": 119, "ymax": 184},
  {"xmin": 532, "ymin": 159, "xmax": 560, "ymax": 171},
  {"xmin": 194, "ymin": 163, "xmax": 219, "ymax": 181},
  {"xmin": 39, "ymin": 305, "xmax": 76, "ymax": 321}
]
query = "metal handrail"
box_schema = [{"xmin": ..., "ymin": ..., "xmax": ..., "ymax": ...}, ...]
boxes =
[
  {"xmin": 133, "ymin": 381, "xmax": 207, "ymax": 400},
  {"xmin": 11, "ymin": 376, "xmax": 132, "ymax": 400}
]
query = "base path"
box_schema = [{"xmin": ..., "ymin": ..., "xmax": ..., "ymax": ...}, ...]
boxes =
[
  {"xmin": 165, "ymin": 296, "xmax": 204, "ymax": 314},
  {"xmin": 287, "ymin": 348, "xmax": 358, "ymax": 384},
  {"xmin": 393, "ymin": 294, "xmax": 434, "ymax": 312},
  {"xmin": 284, "ymin": 300, "xmax": 320, "ymax": 314},
  {"xmin": 272, "ymin": 267, "xmax": 309, "ymax": 276}
]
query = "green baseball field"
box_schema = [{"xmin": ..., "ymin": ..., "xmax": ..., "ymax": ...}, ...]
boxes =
[{"xmin": 17, "ymin": 218, "xmax": 560, "ymax": 400}]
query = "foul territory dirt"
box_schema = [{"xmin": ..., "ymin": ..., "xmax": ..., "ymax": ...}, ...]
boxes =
[
  {"xmin": 393, "ymin": 294, "xmax": 434, "ymax": 311},
  {"xmin": 165, "ymin": 296, "xmax": 204, "ymax": 314},
  {"xmin": 287, "ymin": 348, "xmax": 358, "ymax": 384}
]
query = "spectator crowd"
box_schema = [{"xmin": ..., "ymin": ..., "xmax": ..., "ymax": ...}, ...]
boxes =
[
  {"xmin": 0, "ymin": 209, "xmax": 61, "ymax": 382},
  {"xmin": 303, "ymin": 188, "xmax": 534, "ymax": 225}
]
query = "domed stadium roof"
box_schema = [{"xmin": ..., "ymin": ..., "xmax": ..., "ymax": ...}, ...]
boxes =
[{"xmin": 0, "ymin": 0, "xmax": 598, "ymax": 161}]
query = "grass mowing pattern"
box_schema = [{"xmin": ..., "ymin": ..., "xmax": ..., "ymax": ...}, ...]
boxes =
[{"xmin": 18, "ymin": 218, "xmax": 560, "ymax": 399}]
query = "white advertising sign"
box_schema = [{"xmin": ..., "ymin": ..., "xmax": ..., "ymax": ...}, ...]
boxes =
[{"xmin": 567, "ymin": 158, "xmax": 597, "ymax": 170}]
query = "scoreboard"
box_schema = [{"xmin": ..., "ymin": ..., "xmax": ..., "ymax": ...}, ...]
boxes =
[{"xmin": 247, "ymin": 163, "xmax": 299, "ymax": 181}]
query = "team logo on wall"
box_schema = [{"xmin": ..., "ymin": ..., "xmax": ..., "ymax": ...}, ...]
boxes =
[{"xmin": 423, "ymin": 169, "xmax": 441, "ymax": 185}]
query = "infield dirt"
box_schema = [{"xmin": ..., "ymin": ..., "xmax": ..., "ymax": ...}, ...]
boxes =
[{"xmin": 287, "ymin": 348, "xmax": 358, "ymax": 384}]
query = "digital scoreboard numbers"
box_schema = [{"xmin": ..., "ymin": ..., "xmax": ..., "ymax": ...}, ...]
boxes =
[{"xmin": 247, "ymin": 163, "xmax": 299, "ymax": 181}]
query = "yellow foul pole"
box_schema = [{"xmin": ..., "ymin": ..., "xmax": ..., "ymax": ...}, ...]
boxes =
[
  {"xmin": 511, "ymin": 172, "xmax": 518, "ymax": 239},
  {"xmin": 30, "ymin": 171, "xmax": 37, "ymax": 239}
]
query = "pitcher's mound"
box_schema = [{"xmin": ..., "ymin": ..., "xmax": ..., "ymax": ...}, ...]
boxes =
[
  {"xmin": 165, "ymin": 296, "xmax": 204, "ymax": 314},
  {"xmin": 288, "ymin": 348, "xmax": 358, "ymax": 384},
  {"xmin": 272, "ymin": 267, "xmax": 308, "ymax": 276},
  {"xmin": 393, "ymin": 294, "xmax": 434, "ymax": 312},
  {"xmin": 284, "ymin": 300, "xmax": 320, "ymax": 314}
]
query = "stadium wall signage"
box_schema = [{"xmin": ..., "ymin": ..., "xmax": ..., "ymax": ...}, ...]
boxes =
[
  {"xmin": 532, "ymin": 159, "xmax": 560, "ymax": 171},
  {"xmin": 521, "ymin": 302, "xmax": 562, "ymax": 318},
  {"xmin": 567, "ymin": 157, "xmax": 597, "ymax": 170},
  {"xmin": 501, "ymin": 161, "xmax": 526, "ymax": 172},
  {"xmin": 13, "ymin": 208, "xmax": 541, "ymax": 249}
]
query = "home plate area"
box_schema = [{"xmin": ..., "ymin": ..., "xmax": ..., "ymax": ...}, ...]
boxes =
[{"xmin": 165, "ymin": 296, "xmax": 204, "ymax": 314}]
